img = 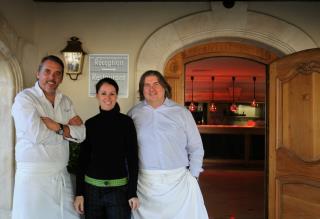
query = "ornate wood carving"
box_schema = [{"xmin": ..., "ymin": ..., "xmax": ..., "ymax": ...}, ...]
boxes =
[{"xmin": 296, "ymin": 61, "xmax": 320, "ymax": 75}]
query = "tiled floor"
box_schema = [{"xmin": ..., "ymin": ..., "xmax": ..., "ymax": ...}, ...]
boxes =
[{"xmin": 199, "ymin": 162, "xmax": 265, "ymax": 219}]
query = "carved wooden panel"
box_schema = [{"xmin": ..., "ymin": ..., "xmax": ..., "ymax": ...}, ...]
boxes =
[
  {"xmin": 279, "ymin": 178, "xmax": 320, "ymax": 218},
  {"xmin": 276, "ymin": 148, "xmax": 320, "ymax": 218},
  {"xmin": 165, "ymin": 76, "xmax": 180, "ymax": 103},
  {"xmin": 269, "ymin": 48, "xmax": 320, "ymax": 219},
  {"xmin": 164, "ymin": 52, "xmax": 185, "ymax": 104},
  {"xmin": 183, "ymin": 42, "xmax": 278, "ymax": 64},
  {"xmin": 279, "ymin": 71, "xmax": 319, "ymax": 160}
]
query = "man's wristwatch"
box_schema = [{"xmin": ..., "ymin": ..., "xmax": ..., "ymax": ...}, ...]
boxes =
[{"xmin": 56, "ymin": 123, "xmax": 64, "ymax": 135}]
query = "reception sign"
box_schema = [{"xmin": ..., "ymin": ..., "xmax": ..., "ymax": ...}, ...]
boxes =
[{"xmin": 89, "ymin": 54, "xmax": 129, "ymax": 97}]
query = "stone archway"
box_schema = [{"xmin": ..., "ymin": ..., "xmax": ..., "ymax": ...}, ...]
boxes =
[
  {"xmin": 0, "ymin": 46, "xmax": 22, "ymax": 219},
  {"xmin": 0, "ymin": 18, "xmax": 23, "ymax": 219},
  {"xmin": 135, "ymin": 1, "xmax": 317, "ymax": 101}
]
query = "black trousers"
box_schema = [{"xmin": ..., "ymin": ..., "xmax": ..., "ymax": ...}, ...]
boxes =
[{"xmin": 84, "ymin": 183, "xmax": 130, "ymax": 219}]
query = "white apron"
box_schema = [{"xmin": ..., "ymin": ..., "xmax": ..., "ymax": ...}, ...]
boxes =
[
  {"xmin": 12, "ymin": 162, "xmax": 79, "ymax": 219},
  {"xmin": 132, "ymin": 167, "xmax": 209, "ymax": 219}
]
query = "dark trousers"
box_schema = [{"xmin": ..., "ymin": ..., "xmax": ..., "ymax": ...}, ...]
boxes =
[{"xmin": 84, "ymin": 183, "xmax": 130, "ymax": 219}]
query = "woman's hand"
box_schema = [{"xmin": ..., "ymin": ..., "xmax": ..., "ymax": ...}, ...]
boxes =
[
  {"xmin": 74, "ymin": 196, "xmax": 84, "ymax": 214},
  {"xmin": 128, "ymin": 197, "xmax": 140, "ymax": 210}
]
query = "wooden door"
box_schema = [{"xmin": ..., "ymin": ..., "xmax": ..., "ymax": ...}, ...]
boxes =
[{"xmin": 268, "ymin": 48, "xmax": 320, "ymax": 219}]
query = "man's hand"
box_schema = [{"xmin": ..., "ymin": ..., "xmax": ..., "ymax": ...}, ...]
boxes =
[
  {"xmin": 41, "ymin": 117, "xmax": 60, "ymax": 132},
  {"xmin": 68, "ymin": 115, "xmax": 83, "ymax": 126},
  {"xmin": 74, "ymin": 196, "xmax": 84, "ymax": 214}
]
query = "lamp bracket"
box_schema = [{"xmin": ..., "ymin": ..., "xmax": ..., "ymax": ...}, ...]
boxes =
[{"xmin": 67, "ymin": 73, "xmax": 81, "ymax": 81}]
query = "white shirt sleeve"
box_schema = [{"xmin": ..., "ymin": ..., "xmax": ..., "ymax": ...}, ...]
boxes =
[
  {"xmin": 12, "ymin": 93, "xmax": 61, "ymax": 145},
  {"xmin": 184, "ymin": 109, "xmax": 204, "ymax": 177},
  {"xmin": 65, "ymin": 102, "xmax": 86, "ymax": 143}
]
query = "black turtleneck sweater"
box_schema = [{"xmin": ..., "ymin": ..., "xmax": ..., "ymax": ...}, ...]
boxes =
[{"xmin": 76, "ymin": 106, "xmax": 138, "ymax": 199}]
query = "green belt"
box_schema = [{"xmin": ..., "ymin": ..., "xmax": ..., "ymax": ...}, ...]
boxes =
[{"xmin": 84, "ymin": 175, "xmax": 128, "ymax": 187}]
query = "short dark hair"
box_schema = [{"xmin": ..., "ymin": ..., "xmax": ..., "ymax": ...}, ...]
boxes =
[
  {"xmin": 138, "ymin": 70, "xmax": 172, "ymax": 101},
  {"xmin": 38, "ymin": 55, "xmax": 64, "ymax": 75},
  {"xmin": 95, "ymin": 77, "xmax": 119, "ymax": 94}
]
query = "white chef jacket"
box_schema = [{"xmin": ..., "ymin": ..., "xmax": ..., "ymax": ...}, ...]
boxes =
[
  {"xmin": 11, "ymin": 81, "xmax": 85, "ymax": 219},
  {"xmin": 11, "ymin": 81, "xmax": 85, "ymax": 164}
]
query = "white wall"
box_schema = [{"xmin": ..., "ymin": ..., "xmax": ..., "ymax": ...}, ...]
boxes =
[
  {"xmin": 0, "ymin": 0, "xmax": 35, "ymax": 42},
  {"xmin": 0, "ymin": 0, "xmax": 38, "ymax": 93},
  {"xmin": 32, "ymin": 2, "xmax": 210, "ymax": 120},
  {"xmin": 249, "ymin": 1, "xmax": 320, "ymax": 43}
]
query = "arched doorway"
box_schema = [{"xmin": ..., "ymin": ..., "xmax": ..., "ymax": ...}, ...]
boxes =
[
  {"xmin": 135, "ymin": 1, "xmax": 317, "ymax": 96},
  {"xmin": 163, "ymin": 41, "xmax": 278, "ymax": 218}
]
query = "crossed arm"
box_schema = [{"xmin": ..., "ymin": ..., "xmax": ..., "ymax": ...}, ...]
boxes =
[{"xmin": 41, "ymin": 115, "xmax": 83, "ymax": 139}]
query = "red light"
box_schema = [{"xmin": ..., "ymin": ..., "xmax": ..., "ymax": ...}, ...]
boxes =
[
  {"xmin": 251, "ymin": 99, "xmax": 257, "ymax": 107},
  {"xmin": 209, "ymin": 102, "xmax": 217, "ymax": 112},
  {"xmin": 230, "ymin": 215, "xmax": 235, "ymax": 219},
  {"xmin": 189, "ymin": 102, "xmax": 197, "ymax": 112},
  {"xmin": 247, "ymin": 120, "xmax": 256, "ymax": 127},
  {"xmin": 230, "ymin": 103, "xmax": 237, "ymax": 112}
]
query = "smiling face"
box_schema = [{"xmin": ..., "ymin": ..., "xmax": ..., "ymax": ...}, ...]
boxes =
[
  {"xmin": 96, "ymin": 83, "xmax": 118, "ymax": 111},
  {"xmin": 37, "ymin": 59, "xmax": 63, "ymax": 96},
  {"xmin": 143, "ymin": 75, "xmax": 165, "ymax": 108}
]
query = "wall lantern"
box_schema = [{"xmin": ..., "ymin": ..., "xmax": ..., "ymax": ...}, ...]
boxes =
[{"xmin": 61, "ymin": 36, "xmax": 86, "ymax": 81}]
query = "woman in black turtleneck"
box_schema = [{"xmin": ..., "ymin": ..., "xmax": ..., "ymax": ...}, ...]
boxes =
[{"xmin": 74, "ymin": 77, "xmax": 139, "ymax": 219}]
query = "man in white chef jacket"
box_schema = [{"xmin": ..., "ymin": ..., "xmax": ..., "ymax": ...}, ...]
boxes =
[{"xmin": 11, "ymin": 55, "xmax": 86, "ymax": 219}]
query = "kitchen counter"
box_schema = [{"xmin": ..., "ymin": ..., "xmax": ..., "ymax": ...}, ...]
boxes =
[
  {"xmin": 197, "ymin": 125, "xmax": 265, "ymax": 135},
  {"xmin": 198, "ymin": 125, "xmax": 265, "ymax": 164}
]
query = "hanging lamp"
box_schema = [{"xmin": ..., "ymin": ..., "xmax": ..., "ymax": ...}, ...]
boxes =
[
  {"xmin": 230, "ymin": 76, "xmax": 238, "ymax": 112},
  {"xmin": 251, "ymin": 76, "xmax": 257, "ymax": 107},
  {"xmin": 209, "ymin": 76, "xmax": 217, "ymax": 112},
  {"xmin": 189, "ymin": 76, "xmax": 197, "ymax": 112}
]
